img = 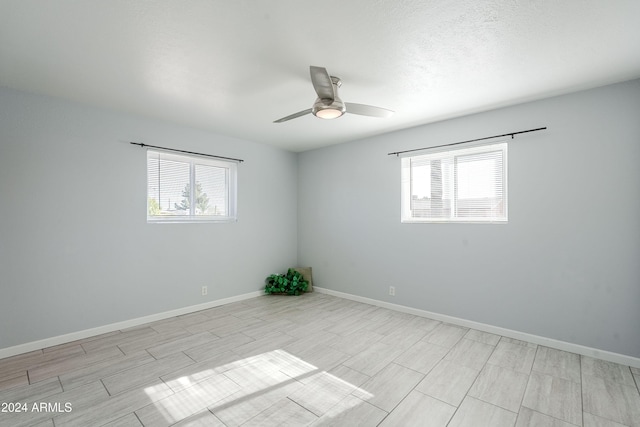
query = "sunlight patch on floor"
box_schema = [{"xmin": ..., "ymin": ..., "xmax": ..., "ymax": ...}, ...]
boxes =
[{"xmin": 144, "ymin": 349, "xmax": 373, "ymax": 425}]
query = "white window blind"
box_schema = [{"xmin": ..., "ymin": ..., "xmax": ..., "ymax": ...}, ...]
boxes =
[
  {"xmin": 147, "ymin": 150, "xmax": 237, "ymax": 222},
  {"xmin": 401, "ymin": 142, "xmax": 507, "ymax": 222}
]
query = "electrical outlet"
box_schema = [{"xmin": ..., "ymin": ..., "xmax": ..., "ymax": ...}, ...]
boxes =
[
  {"xmin": 201, "ymin": 286, "xmax": 208, "ymax": 296},
  {"xmin": 389, "ymin": 286, "xmax": 396, "ymax": 296}
]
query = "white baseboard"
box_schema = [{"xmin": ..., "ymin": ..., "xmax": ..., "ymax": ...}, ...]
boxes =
[
  {"xmin": 314, "ymin": 286, "xmax": 640, "ymax": 369},
  {"xmin": 4, "ymin": 287, "xmax": 639, "ymax": 369},
  {"xmin": 0, "ymin": 290, "xmax": 264, "ymax": 360}
]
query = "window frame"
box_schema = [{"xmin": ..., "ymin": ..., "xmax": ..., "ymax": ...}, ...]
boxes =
[
  {"xmin": 146, "ymin": 149, "xmax": 238, "ymax": 223},
  {"xmin": 400, "ymin": 142, "xmax": 508, "ymax": 224}
]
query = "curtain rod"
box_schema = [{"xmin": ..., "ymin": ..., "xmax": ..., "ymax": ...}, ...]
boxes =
[
  {"xmin": 130, "ymin": 142, "xmax": 244, "ymax": 163},
  {"xmin": 387, "ymin": 127, "xmax": 547, "ymax": 156}
]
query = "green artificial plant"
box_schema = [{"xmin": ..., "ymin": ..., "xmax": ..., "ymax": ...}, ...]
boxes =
[{"xmin": 265, "ymin": 268, "xmax": 309, "ymax": 296}]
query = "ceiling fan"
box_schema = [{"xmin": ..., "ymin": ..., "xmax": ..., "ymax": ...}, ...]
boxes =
[{"xmin": 274, "ymin": 66, "xmax": 394, "ymax": 123}]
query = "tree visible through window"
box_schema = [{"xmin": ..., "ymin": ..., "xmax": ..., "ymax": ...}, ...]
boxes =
[
  {"xmin": 147, "ymin": 150, "xmax": 237, "ymax": 222},
  {"xmin": 175, "ymin": 182, "xmax": 209, "ymax": 213}
]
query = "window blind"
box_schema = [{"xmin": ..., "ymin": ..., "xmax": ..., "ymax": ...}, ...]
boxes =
[
  {"xmin": 401, "ymin": 142, "xmax": 507, "ymax": 222},
  {"xmin": 147, "ymin": 150, "xmax": 237, "ymax": 222}
]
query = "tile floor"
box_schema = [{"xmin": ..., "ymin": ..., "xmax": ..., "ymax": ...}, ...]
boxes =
[{"xmin": 1, "ymin": 293, "xmax": 639, "ymax": 427}]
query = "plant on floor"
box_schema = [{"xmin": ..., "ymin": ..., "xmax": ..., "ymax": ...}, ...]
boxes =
[{"xmin": 265, "ymin": 268, "xmax": 309, "ymax": 295}]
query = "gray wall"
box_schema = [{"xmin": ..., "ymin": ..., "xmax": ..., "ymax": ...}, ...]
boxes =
[
  {"xmin": 2, "ymin": 80, "xmax": 639, "ymax": 359},
  {"xmin": 297, "ymin": 79, "xmax": 640, "ymax": 358},
  {"xmin": 0, "ymin": 87, "xmax": 298, "ymax": 349}
]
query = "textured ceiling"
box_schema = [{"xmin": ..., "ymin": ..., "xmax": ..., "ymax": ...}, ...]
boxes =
[{"xmin": 1, "ymin": 1, "xmax": 639, "ymax": 152}]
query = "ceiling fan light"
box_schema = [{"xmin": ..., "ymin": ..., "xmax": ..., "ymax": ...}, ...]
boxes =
[
  {"xmin": 315, "ymin": 107, "xmax": 344, "ymax": 119},
  {"xmin": 312, "ymin": 97, "xmax": 346, "ymax": 120}
]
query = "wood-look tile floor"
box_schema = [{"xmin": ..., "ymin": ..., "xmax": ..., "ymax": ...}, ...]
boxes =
[{"xmin": 1, "ymin": 293, "xmax": 639, "ymax": 427}]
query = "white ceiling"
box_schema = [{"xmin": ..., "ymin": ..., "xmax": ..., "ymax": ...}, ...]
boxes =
[{"xmin": 1, "ymin": 1, "xmax": 639, "ymax": 152}]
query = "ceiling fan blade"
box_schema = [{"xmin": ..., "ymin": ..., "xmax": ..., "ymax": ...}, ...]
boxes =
[
  {"xmin": 345, "ymin": 102, "xmax": 394, "ymax": 118},
  {"xmin": 310, "ymin": 66, "xmax": 335, "ymax": 104},
  {"xmin": 273, "ymin": 108, "xmax": 312, "ymax": 123}
]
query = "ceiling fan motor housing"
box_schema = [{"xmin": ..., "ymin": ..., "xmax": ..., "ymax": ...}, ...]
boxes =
[{"xmin": 312, "ymin": 77, "xmax": 346, "ymax": 119}]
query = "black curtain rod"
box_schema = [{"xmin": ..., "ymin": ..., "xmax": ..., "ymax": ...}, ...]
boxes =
[
  {"xmin": 387, "ymin": 127, "xmax": 547, "ymax": 156},
  {"xmin": 130, "ymin": 142, "xmax": 244, "ymax": 163}
]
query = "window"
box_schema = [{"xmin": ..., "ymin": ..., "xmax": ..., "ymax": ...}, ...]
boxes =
[
  {"xmin": 147, "ymin": 150, "xmax": 237, "ymax": 222},
  {"xmin": 401, "ymin": 142, "xmax": 507, "ymax": 222}
]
